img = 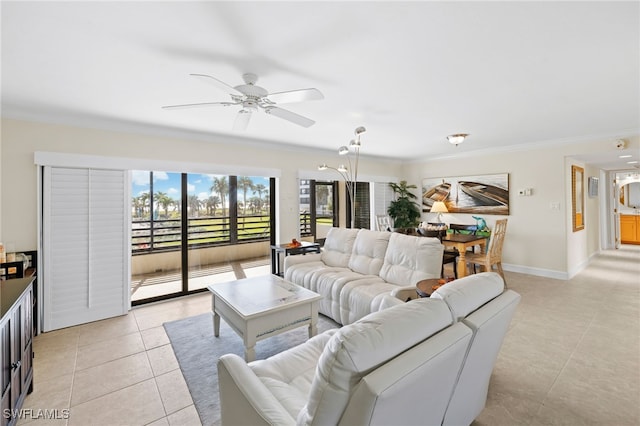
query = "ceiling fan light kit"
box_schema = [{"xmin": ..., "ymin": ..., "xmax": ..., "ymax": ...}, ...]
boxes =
[
  {"xmin": 447, "ymin": 133, "xmax": 469, "ymax": 146},
  {"xmin": 163, "ymin": 72, "xmax": 324, "ymax": 130}
]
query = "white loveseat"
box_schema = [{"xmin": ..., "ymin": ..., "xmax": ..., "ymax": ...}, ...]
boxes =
[
  {"xmin": 218, "ymin": 272, "xmax": 520, "ymax": 426},
  {"xmin": 284, "ymin": 227, "xmax": 444, "ymax": 325}
]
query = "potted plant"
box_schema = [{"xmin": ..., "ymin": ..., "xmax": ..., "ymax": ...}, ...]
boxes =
[{"xmin": 387, "ymin": 180, "xmax": 421, "ymax": 232}]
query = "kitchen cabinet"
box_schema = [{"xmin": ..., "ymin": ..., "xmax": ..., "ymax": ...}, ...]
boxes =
[
  {"xmin": 1, "ymin": 277, "xmax": 34, "ymax": 426},
  {"xmin": 620, "ymin": 214, "xmax": 640, "ymax": 245}
]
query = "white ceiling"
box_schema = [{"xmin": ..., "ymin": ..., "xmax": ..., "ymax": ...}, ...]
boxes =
[{"xmin": 2, "ymin": 1, "xmax": 639, "ymax": 169}]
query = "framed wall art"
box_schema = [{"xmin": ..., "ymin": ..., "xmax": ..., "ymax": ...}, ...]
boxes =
[
  {"xmin": 422, "ymin": 173, "xmax": 509, "ymax": 215},
  {"xmin": 588, "ymin": 176, "xmax": 599, "ymax": 197}
]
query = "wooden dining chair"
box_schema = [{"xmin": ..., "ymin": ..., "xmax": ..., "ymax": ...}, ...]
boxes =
[
  {"xmin": 465, "ymin": 218, "xmax": 508, "ymax": 284},
  {"xmin": 449, "ymin": 223, "xmax": 478, "ymax": 235},
  {"xmin": 417, "ymin": 228, "xmax": 458, "ymax": 279}
]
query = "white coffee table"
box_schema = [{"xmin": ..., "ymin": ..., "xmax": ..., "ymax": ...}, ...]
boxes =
[{"xmin": 207, "ymin": 275, "xmax": 322, "ymax": 362}]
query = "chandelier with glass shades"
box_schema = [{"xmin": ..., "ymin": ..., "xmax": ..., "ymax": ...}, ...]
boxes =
[{"xmin": 318, "ymin": 126, "xmax": 366, "ymax": 228}]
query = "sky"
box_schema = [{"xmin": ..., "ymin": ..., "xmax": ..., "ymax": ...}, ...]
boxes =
[{"xmin": 131, "ymin": 171, "xmax": 270, "ymax": 203}]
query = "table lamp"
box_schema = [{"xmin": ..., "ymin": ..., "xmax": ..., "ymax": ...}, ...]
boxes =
[{"xmin": 431, "ymin": 201, "xmax": 448, "ymax": 225}]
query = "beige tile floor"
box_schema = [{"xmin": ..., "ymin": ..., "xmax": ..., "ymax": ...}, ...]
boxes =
[{"xmin": 17, "ymin": 245, "xmax": 640, "ymax": 425}]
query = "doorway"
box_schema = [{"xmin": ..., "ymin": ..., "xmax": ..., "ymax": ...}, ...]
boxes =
[
  {"xmin": 299, "ymin": 179, "xmax": 339, "ymax": 242},
  {"xmin": 615, "ymin": 172, "xmax": 640, "ymax": 247}
]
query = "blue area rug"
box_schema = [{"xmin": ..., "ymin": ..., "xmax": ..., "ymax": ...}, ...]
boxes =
[{"xmin": 164, "ymin": 312, "xmax": 339, "ymax": 425}]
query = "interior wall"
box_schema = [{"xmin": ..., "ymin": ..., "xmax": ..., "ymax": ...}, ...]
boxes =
[
  {"xmin": 565, "ymin": 158, "xmax": 588, "ymax": 277},
  {"xmin": 404, "ymin": 136, "xmax": 639, "ymax": 278},
  {"xmin": 584, "ymin": 163, "xmax": 601, "ymax": 259},
  {"xmin": 2, "ymin": 117, "xmax": 638, "ymax": 277},
  {"xmin": 0, "ymin": 125, "xmax": 3, "ymax": 242},
  {"xmin": 405, "ymin": 148, "xmax": 566, "ymax": 277},
  {"xmin": 0, "ymin": 118, "xmax": 403, "ymax": 251}
]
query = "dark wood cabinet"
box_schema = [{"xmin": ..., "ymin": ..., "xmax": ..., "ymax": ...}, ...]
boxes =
[{"xmin": 1, "ymin": 277, "xmax": 34, "ymax": 426}]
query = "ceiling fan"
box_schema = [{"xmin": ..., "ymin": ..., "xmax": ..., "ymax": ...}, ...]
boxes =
[{"xmin": 162, "ymin": 73, "xmax": 324, "ymax": 130}]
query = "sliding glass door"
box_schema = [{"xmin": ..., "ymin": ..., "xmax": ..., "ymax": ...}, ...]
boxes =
[
  {"xmin": 299, "ymin": 180, "xmax": 338, "ymax": 242},
  {"xmin": 131, "ymin": 171, "xmax": 274, "ymax": 304},
  {"xmin": 131, "ymin": 171, "xmax": 183, "ymax": 302}
]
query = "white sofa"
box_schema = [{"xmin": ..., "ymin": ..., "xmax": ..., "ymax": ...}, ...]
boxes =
[
  {"xmin": 284, "ymin": 227, "xmax": 444, "ymax": 325},
  {"xmin": 218, "ymin": 272, "xmax": 521, "ymax": 426}
]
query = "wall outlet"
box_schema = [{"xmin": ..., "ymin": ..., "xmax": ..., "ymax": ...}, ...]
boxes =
[
  {"xmin": 518, "ymin": 188, "xmax": 533, "ymax": 196},
  {"xmin": 550, "ymin": 202, "xmax": 560, "ymax": 211}
]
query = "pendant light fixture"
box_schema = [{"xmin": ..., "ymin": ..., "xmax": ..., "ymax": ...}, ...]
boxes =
[{"xmin": 447, "ymin": 133, "xmax": 469, "ymax": 146}]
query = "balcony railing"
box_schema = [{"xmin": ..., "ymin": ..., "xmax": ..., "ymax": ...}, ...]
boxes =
[
  {"xmin": 132, "ymin": 215, "xmax": 270, "ymax": 254},
  {"xmin": 300, "ymin": 211, "xmax": 311, "ymax": 236}
]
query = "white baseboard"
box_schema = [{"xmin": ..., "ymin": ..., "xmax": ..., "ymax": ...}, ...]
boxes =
[{"xmin": 502, "ymin": 263, "xmax": 568, "ymax": 280}]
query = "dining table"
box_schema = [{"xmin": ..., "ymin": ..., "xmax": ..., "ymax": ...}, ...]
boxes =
[{"xmin": 441, "ymin": 233, "xmax": 488, "ymax": 277}]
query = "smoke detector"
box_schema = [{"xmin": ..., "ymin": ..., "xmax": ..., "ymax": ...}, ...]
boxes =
[{"xmin": 614, "ymin": 139, "xmax": 627, "ymax": 150}]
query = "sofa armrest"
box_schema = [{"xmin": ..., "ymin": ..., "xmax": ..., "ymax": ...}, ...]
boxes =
[
  {"xmin": 283, "ymin": 252, "xmax": 322, "ymax": 270},
  {"xmin": 391, "ymin": 286, "xmax": 419, "ymax": 302},
  {"xmin": 218, "ymin": 354, "xmax": 296, "ymax": 426}
]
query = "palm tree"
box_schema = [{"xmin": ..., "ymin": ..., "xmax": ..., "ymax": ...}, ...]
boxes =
[
  {"xmin": 249, "ymin": 196, "xmax": 262, "ymax": 214},
  {"xmin": 264, "ymin": 193, "xmax": 270, "ymax": 214},
  {"xmin": 187, "ymin": 194, "xmax": 202, "ymax": 217},
  {"xmin": 138, "ymin": 192, "xmax": 151, "ymax": 218},
  {"xmin": 238, "ymin": 176, "xmax": 255, "ymax": 215},
  {"xmin": 171, "ymin": 199, "xmax": 181, "ymax": 214},
  {"xmin": 154, "ymin": 192, "xmax": 173, "ymax": 218},
  {"xmin": 132, "ymin": 196, "xmax": 144, "ymax": 218},
  {"xmin": 211, "ymin": 176, "xmax": 229, "ymax": 216},
  {"xmin": 254, "ymin": 183, "xmax": 267, "ymax": 212},
  {"xmin": 205, "ymin": 195, "xmax": 220, "ymax": 216}
]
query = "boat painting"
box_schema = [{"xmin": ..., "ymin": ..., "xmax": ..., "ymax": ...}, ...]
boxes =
[
  {"xmin": 458, "ymin": 181, "xmax": 508, "ymax": 206},
  {"xmin": 422, "ymin": 181, "xmax": 451, "ymax": 207},
  {"xmin": 422, "ymin": 173, "xmax": 509, "ymax": 215}
]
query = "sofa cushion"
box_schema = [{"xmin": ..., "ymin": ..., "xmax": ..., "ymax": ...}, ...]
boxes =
[
  {"xmin": 378, "ymin": 232, "xmax": 444, "ymax": 286},
  {"xmin": 249, "ymin": 329, "xmax": 339, "ymax": 420},
  {"xmin": 320, "ymin": 227, "xmax": 359, "ymax": 267},
  {"xmin": 347, "ymin": 229, "xmax": 391, "ymax": 275},
  {"xmin": 297, "ymin": 298, "xmax": 452, "ymax": 425},
  {"xmin": 430, "ymin": 272, "xmax": 505, "ymax": 321},
  {"xmin": 338, "ymin": 276, "xmax": 400, "ymax": 325},
  {"xmin": 310, "ymin": 269, "xmax": 378, "ymax": 322},
  {"xmin": 284, "ymin": 260, "xmax": 328, "ymax": 288}
]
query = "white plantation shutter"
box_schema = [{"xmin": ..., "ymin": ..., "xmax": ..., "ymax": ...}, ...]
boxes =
[
  {"xmin": 374, "ymin": 182, "xmax": 395, "ymax": 218},
  {"xmin": 43, "ymin": 167, "xmax": 130, "ymax": 331}
]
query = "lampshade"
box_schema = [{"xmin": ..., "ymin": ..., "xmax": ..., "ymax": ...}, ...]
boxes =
[
  {"xmin": 337, "ymin": 164, "xmax": 348, "ymax": 173},
  {"xmin": 338, "ymin": 145, "xmax": 349, "ymax": 155},
  {"xmin": 447, "ymin": 133, "xmax": 469, "ymax": 145},
  {"xmin": 431, "ymin": 201, "xmax": 449, "ymax": 213},
  {"xmin": 317, "ymin": 164, "xmax": 328, "ymax": 170}
]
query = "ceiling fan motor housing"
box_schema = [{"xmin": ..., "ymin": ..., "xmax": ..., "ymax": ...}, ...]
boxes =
[{"xmin": 164, "ymin": 72, "xmax": 321, "ymax": 129}]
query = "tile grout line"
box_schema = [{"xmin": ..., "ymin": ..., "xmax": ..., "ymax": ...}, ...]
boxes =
[
  {"xmin": 532, "ymin": 304, "xmax": 599, "ymax": 421},
  {"xmin": 135, "ymin": 305, "xmax": 172, "ymax": 426},
  {"xmin": 65, "ymin": 333, "xmax": 80, "ymax": 426}
]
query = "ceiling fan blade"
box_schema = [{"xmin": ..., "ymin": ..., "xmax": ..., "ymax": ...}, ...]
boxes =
[
  {"xmin": 267, "ymin": 88, "xmax": 324, "ymax": 104},
  {"xmin": 233, "ymin": 109, "xmax": 252, "ymax": 131},
  {"xmin": 162, "ymin": 101, "xmax": 238, "ymax": 109},
  {"xmin": 190, "ymin": 73, "xmax": 244, "ymax": 96},
  {"xmin": 265, "ymin": 106, "xmax": 315, "ymax": 128}
]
